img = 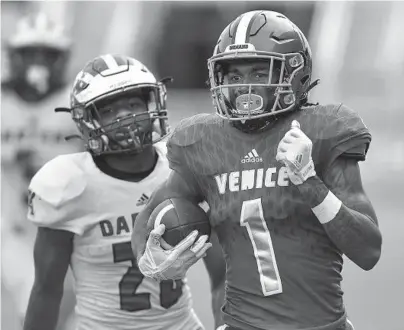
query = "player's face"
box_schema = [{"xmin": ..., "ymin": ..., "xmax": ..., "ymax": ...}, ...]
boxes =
[
  {"xmin": 223, "ymin": 59, "xmax": 281, "ymax": 115},
  {"xmin": 96, "ymin": 91, "xmax": 152, "ymax": 149}
]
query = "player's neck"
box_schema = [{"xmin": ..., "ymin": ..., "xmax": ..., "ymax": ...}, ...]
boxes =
[{"xmin": 100, "ymin": 146, "xmax": 158, "ymax": 175}]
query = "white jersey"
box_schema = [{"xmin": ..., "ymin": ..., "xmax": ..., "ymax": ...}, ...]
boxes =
[{"xmin": 27, "ymin": 143, "xmax": 204, "ymax": 330}]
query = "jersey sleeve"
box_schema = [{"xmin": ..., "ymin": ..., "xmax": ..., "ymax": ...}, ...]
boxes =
[
  {"xmin": 166, "ymin": 138, "xmax": 204, "ymax": 200},
  {"xmin": 319, "ymin": 104, "xmax": 371, "ymax": 174},
  {"xmin": 27, "ymin": 155, "xmax": 88, "ymax": 235},
  {"xmin": 166, "ymin": 116, "xmax": 207, "ymax": 200}
]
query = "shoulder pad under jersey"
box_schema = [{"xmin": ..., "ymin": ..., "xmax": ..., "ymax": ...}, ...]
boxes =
[
  {"xmin": 29, "ymin": 153, "xmax": 87, "ymax": 208},
  {"xmin": 168, "ymin": 113, "xmax": 222, "ymax": 147},
  {"xmin": 313, "ymin": 103, "xmax": 371, "ymax": 174}
]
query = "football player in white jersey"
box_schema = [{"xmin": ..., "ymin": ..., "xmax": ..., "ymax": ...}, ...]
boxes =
[
  {"xmin": 1, "ymin": 12, "xmax": 79, "ymax": 327},
  {"xmin": 23, "ymin": 54, "xmax": 225, "ymax": 330}
]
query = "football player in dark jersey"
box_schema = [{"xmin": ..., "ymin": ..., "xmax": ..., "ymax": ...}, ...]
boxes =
[{"xmin": 132, "ymin": 10, "xmax": 382, "ymax": 330}]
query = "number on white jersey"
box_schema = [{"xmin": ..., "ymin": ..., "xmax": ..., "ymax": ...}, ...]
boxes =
[
  {"xmin": 240, "ymin": 198, "xmax": 282, "ymax": 296},
  {"xmin": 112, "ymin": 241, "xmax": 183, "ymax": 311}
]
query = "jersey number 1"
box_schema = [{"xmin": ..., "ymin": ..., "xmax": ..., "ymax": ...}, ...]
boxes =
[
  {"xmin": 112, "ymin": 241, "xmax": 183, "ymax": 312},
  {"xmin": 240, "ymin": 198, "xmax": 283, "ymax": 296}
]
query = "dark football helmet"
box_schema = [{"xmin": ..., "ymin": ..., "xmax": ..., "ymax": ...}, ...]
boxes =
[
  {"xmin": 59, "ymin": 54, "xmax": 170, "ymax": 155},
  {"xmin": 6, "ymin": 12, "xmax": 71, "ymax": 102},
  {"xmin": 208, "ymin": 10, "xmax": 317, "ymax": 131}
]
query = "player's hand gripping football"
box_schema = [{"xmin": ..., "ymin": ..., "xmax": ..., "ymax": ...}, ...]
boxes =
[
  {"xmin": 138, "ymin": 224, "xmax": 211, "ymax": 281},
  {"xmin": 276, "ymin": 120, "xmax": 316, "ymax": 185}
]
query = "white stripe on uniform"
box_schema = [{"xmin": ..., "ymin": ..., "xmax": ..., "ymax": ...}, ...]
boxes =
[
  {"xmin": 101, "ymin": 54, "xmax": 118, "ymax": 69},
  {"xmin": 234, "ymin": 11, "xmax": 258, "ymax": 44}
]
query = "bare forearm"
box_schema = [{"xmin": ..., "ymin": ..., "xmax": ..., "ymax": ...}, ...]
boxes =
[
  {"xmin": 211, "ymin": 283, "xmax": 225, "ymax": 329},
  {"xmin": 202, "ymin": 230, "xmax": 226, "ymax": 328},
  {"xmin": 297, "ymin": 176, "xmax": 382, "ymax": 270},
  {"xmin": 323, "ymin": 202, "xmax": 381, "ymax": 269},
  {"xmin": 23, "ymin": 285, "xmax": 63, "ymax": 330}
]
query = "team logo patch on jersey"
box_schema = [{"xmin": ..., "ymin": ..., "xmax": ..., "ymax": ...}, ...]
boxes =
[
  {"xmin": 241, "ymin": 148, "xmax": 263, "ymax": 163},
  {"xmin": 136, "ymin": 193, "xmax": 149, "ymax": 206}
]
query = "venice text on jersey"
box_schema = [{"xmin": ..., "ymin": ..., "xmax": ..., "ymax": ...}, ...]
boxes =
[{"xmin": 214, "ymin": 166, "xmax": 290, "ymax": 194}]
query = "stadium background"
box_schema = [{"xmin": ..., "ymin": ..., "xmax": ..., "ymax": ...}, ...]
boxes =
[{"xmin": 1, "ymin": 1, "xmax": 403, "ymax": 329}]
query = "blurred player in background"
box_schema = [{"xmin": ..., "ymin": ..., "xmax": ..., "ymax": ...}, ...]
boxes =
[
  {"xmin": 133, "ymin": 10, "xmax": 382, "ymax": 330},
  {"xmin": 1, "ymin": 12, "xmax": 80, "ymax": 329},
  {"xmin": 23, "ymin": 54, "xmax": 225, "ymax": 330}
]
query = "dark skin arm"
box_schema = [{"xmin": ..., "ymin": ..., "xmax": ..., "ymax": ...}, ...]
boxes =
[
  {"xmin": 23, "ymin": 227, "xmax": 74, "ymax": 330},
  {"xmin": 296, "ymin": 157, "xmax": 382, "ymax": 270},
  {"xmin": 203, "ymin": 230, "xmax": 226, "ymax": 329}
]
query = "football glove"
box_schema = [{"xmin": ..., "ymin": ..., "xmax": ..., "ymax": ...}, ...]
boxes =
[
  {"xmin": 138, "ymin": 224, "xmax": 211, "ymax": 281},
  {"xmin": 276, "ymin": 120, "xmax": 316, "ymax": 185}
]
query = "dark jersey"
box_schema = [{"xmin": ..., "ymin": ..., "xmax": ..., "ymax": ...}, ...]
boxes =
[{"xmin": 167, "ymin": 104, "xmax": 371, "ymax": 330}]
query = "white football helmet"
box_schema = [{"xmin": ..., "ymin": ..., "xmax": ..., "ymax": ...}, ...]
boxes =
[{"xmin": 58, "ymin": 54, "xmax": 171, "ymax": 155}]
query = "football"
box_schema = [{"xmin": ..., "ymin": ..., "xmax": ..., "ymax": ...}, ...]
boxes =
[{"xmin": 149, "ymin": 198, "xmax": 211, "ymax": 246}]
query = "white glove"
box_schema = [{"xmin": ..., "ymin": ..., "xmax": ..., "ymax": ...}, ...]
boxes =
[
  {"xmin": 276, "ymin": 120, "xmax": 316, "ymax": 185},
  {"xmin": 138, "ymin": 224, "xmax": 211, "ymax": 281}
]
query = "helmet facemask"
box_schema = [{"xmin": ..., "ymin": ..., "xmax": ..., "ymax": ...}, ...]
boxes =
[
  {"xmin": 208, "ymin": 51, "xmax": 305, "ymax": 131},
  {"xmin": 72, "ymin": 85, "xmax": 169, "ymax": 156}
]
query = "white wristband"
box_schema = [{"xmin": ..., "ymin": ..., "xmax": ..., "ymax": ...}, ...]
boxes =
[{"xmin": 311, "ymin": 190, "xmax": 342, "ymax": 224}]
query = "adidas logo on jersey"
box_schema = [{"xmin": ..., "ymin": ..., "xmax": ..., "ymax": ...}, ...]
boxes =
[
  {"xmin": 241, "ymin": 148, "xmax": 263, "ymax": 163},
  {"xmin": 136, "ymin": 193, "xmax": 149, "ymax": 206}
]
